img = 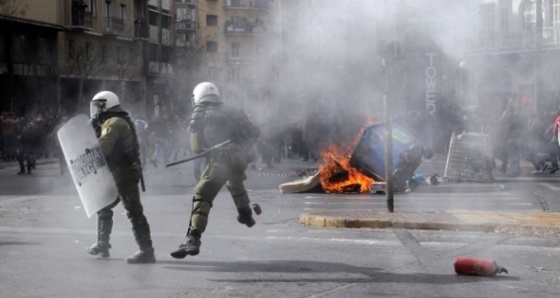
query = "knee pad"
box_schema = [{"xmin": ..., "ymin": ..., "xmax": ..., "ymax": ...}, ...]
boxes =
[
  {"xmin": 98, "ymin": 208, "xmax": 113, "ymax": 219},
  {"xmin": 192, "ymin": 197, "xmax": 212, "ymax": 217}
]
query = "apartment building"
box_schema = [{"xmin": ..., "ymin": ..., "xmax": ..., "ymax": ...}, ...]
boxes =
[
  {"xmin": 0, "ymin": 1, "xmax": 64, "ymax": 115},
  {"xmin": 465, "ymin": 0, "xmax": 560, "ymax": 117},
  {"xmin": 0, "ymin": 0, "xmax": 173, "ymax": 118},
  {"xmin": 184, "ymin": 0, "xmax": 280, "ymax": 113}
]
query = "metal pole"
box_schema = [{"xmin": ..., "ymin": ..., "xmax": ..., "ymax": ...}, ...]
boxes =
[
  {"xmin": 382, "ymin": 58, "xmax": 394, "ymax": 212},
  {"xmin": 535, "ymin": 0, "xmax": 543, "ymax": 115}
]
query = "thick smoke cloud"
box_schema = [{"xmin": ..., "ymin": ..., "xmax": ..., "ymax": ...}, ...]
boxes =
[{"xmin": 258, "ymin": 0, "xmax": 481, "ymax": 153}]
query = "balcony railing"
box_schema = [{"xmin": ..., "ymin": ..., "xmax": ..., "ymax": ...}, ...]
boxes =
[
  {"xmin": 224, "ymin": 0, "xmax": 276, "ymax": 12},
  {"xmin": 175, "ymin": 19, "xmax": 196, "ymax": 31},
  {"xmin": 175, "ymin": 0, "xmax": 196, "ymax": 5},
  {"xmin": 105, "ymin": 17, "xmax": 125, "ymax": 35},
  {"xmin": 224, "ymin": 19, "xmax": 268, "ymax": 35},
  {"xmin": 225, "ymin": 52, "xmax": 256, "ymax": 64},
  {"xmin": 468, "ymin": 27, "xmax": 560, "ymax": 52},
  {"xmin": 68, "ymin": 11, "xmax": 93, "ymax": 29},
  {"xmin": 134, "ymin": 24, "xmax": 149, "ymax": 38}
]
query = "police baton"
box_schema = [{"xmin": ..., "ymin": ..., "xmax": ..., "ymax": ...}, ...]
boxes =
[
  {"xmin": 139, "ymin": 165, "xmax": 146, "ymax": 192},
  {"xmin": 166, "ymin": 139, "xmax": 232, "ymax": 168},
  {"xmin": 135, "ymin": 160, "xmax": 146, "ymax": 192}
]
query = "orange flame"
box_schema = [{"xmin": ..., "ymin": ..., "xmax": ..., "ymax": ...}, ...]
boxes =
[{"xmin": 318, "ymin": 128, "xmax": 375, "ymax": 193}]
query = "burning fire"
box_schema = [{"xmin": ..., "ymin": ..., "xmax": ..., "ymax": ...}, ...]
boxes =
[{"xmin": 319, "ymin": 134, "xmax": 375, "ymax": 193}]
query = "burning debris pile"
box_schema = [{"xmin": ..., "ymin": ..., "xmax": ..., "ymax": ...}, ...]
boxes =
[
  {"xmin": 318, "ymin": 142, "xmax": 374, "ymax": 193},
  {"xmin": 279, "ymin": 122, "xmax": 431, "ymax": 194}
]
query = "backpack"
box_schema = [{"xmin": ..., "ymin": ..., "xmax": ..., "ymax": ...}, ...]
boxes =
[{"xmin": 229, "ymin": 108, "xmax": 261, "ymax": 148}]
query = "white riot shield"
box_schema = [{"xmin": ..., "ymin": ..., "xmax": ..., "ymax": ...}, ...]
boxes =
[{"xmin": 57, "ymin": 114, "xmax": 118, "ymax": 218}]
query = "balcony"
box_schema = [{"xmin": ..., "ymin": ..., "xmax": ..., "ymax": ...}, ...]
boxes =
[
  {"xmin": 225, "ymin": 52, "xmax": 256, "ymax": 64},
  {"xmin": 175, "ymin": 19, "xmax": 196, "ymax": 31},
  {"xmin": 104, "ymin": 17, "xmax": 125, "ymax": 36},
  {"xmin": 134, "ymin": 15, "xmax": 149, "ymax": 39},
  {"xmin": 175, "ymin": 0, "xmax": 196, "ymax": 5},
  {"xmin": 467, "ymin": 27, "xmax": 560, "ymax": 54},
  {"xmin": 67, "ymin": 11, "xmax": 93, "ymax": 30},
  {"xmin": 134, "ymin": 24, "xmax": 150, "ymax": 39},
  {"xmin": 224, "ymin": 0, "xmax": 276, "ymax": 12},
  {"xmin": 224, "ymin": 19, "xmax": 268, "ymax": 36}
]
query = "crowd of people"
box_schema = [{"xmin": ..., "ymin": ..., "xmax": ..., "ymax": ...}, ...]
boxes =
[
  {"xmin": 489, "ymin": 95, "xmax": 560, "ymax": 176},
  {"xmin": 401, "ymin": 93, "xmax": 560, "ymax": 177},
  {"xmin": 0, "ymin": 109, "xmax": 309, "ymax": 179},
  {"xmin": 0, "ymin": 112, "xmax": 61, "ymax": 175}
]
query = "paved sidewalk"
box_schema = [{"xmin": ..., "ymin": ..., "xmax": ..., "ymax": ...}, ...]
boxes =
[{"xmin": 300, "ymin": 209, "xmax": 560, "ymax": 237}]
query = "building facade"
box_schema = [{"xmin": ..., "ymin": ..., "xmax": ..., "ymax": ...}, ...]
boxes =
[
  {"xmin": 465, "ymin": 0, "xmax": 560, "ymax": 118},
  {"xmin": 178, "ymin": 0, "xmax": 280, "ymax": 115},
  {"xmin": 0, "ymin": 0, "xmax": 173, "ymax": 118}
]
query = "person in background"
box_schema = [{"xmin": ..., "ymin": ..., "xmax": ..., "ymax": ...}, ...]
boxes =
[
  {"xmin": 15, "ymin": 117, "xmax": 38, "ymax": 175},
  {"xmin": 2, "ymin": 112, "xmax": 17, "ymax": 162}
]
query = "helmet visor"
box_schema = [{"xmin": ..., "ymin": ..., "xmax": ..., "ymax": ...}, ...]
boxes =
[{"xmin": 90, "ymin": 100, "xmax": 107, "ymax": 119}]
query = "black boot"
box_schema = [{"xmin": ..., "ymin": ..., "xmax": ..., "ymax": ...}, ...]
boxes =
[
  {"xmin": 87, "ymin": 241, "xmax": 111, "ymax": 258},
  {"xmin": 126, "ymin": 208, "xmax": 155, "ymax": 263},
  {"xmin": 87, "ymin": 211, "xmax": 113, "ymax": 258},
  {"xmin": 237, "ymin": 207, "xmax": 255, "ymax": 228},
  {"xmin": 126, "ymin": 241, "xmax": 156, "ymax": 264},
  {"xmin": 170, "ymin": 231, "xmax": 201, "ymax": 259}
]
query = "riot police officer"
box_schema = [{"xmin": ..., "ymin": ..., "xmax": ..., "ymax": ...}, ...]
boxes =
[
  {"xmin": 170, "ymin": 82, "xmax": 260, "ymax": 259},
  {"xmin": 87, "ymin": 91, "xmax": 155, "ymax": 264}
]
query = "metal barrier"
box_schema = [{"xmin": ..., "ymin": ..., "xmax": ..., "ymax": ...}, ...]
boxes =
[{"xmin": 444, "ymin": 131, "xmax": 494, "ymax": 182}]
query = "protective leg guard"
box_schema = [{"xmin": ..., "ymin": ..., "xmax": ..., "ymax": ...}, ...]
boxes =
[
  {"xmin": 237, "ymin": 207, "xmax": 255, "ymax": 228},
  {"xmin": 170, "ymin": 231, "xmax": 201, "ymax": 259},
  {"xmin": 126, "ymin": 240, "xmax": 156, "ymax": 264}
]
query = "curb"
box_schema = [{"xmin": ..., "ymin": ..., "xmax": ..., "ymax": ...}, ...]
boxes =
[{"xmin": 299, "ymin": 210, "xmax": 560, "ymax": 237}]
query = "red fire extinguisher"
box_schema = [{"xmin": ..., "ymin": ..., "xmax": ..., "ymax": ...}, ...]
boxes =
[{"xmin": 454, "ymin": 257, "xmax": 508, "ymax": 277}]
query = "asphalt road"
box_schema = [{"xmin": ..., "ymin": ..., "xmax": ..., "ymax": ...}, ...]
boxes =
[{"xmin": 0, "ymin": 156, "xmax": 559, "ymax": 297}]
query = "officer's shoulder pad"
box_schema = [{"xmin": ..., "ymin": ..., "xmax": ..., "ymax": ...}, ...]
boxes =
[{"xmin": 105, "ymin": 116, "xmax": 127, "ymax": 126}]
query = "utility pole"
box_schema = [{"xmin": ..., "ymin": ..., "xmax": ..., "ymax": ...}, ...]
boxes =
[
  {"xmin": 382, "ymin": 58, "xmax": 394, "ymax": 213},
  {"xmin": 535, "ymin": 0, "xmax": 543, "ymax": 114}
]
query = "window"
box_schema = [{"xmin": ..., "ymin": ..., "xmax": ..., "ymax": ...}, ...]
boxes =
[
  {"xmin": 177, "ymin": 8, "xmax": 191, "ymax": 21},
  {"xmin": 38, "ymin": 38, "xmax": 48, "ymax": 62},
  {"xmin": 67, "ymin": 39, "xmax": 75, "ymax": 60},
  {"xmin": 120, "ymin": 4, "xmax": 127, "ymax": 22},
  {"xmin": 207, "ymin": 41, "xmax": 217, "ymax": 53},
  {"xmin": 85, "ymin": 42, "xmax": 93, "ymax": 61},
  {"xmin": 89, "ymin": 0, "xmax": 97, "ymax": 16},
  {"xmin": 148, "ymin": 10, "xmax": 172, "ymax": 27},
  {"xmin": 500, "ymin": 7, "xmax": 509, "ymax": 33},
  {"xmin": 231, "ymin": 67, "xmax": 240, "ymax": 83},
  {"xmin": 104, "ymin": 1, "xmax": 112, "ymax": 30},
  {"xmin": 553, "ymin": 0, "xmax": 560, "ymax": 27},
  {"xmin": 101, "ymin": 44, "xmax": 107, "ymax": 63},
  {"xmin": 130, "ymin": 48, "xmax": 136, "ymax": 65},
  {"xmin": 116, "ymin": 46, "xmax": 123, "ymax": 64},
  {"xmin": 206, "ymin": 15, "xmax": 218, "ymax": 26},
  {"xmin": 480, "ymin": 3, "xmax": 495, "ymax": 34},
  {"xmin": 231, "ymin": 41, "xmax": 240, "ymax": 57}
]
